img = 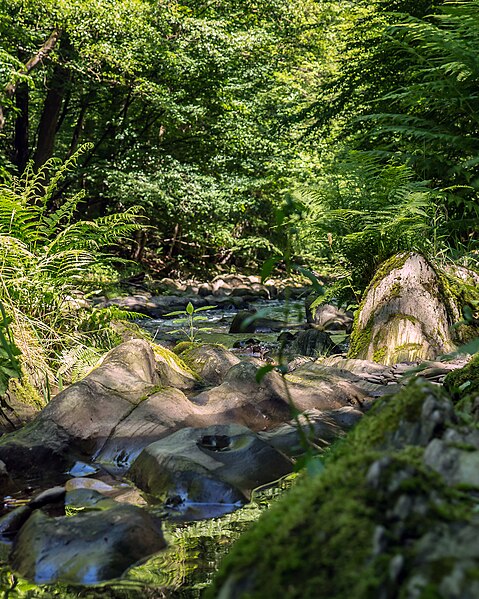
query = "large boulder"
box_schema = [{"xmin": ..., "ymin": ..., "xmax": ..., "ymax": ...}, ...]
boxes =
[
  {"xmin": 129, "ymin": 424, "xmax": 293, "ymax": 506},
  {"xmin": 209, "ymin": 380, "xmax": 479, "ymax": 599},
  {"xmin": 348, "ymin": 253, "xmax": 458, "ymax": 365},
  {"xmin": 0, "ymin": 340, "xmax": 159, "ymax": 477},
  {"xmin": 95, "ymin": 387, "xmax": 199, "ymax": 468},
  {"xmin": 191, "ymin": 360, "xmax": 390, "ymax": 433}
]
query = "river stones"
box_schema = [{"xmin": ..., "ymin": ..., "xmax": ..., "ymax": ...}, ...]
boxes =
[
  {"xmin": 10, "ymin": 504, "xmax": 166, "ymax": 584},
  {"xmin": 0, "ymin": 340, "xmax": 160, "ymax": 477},
  {"xmin": 349, "ymin": 252, "xmax": 457, "ymax": 365},
  {"xmin": 129, "ymin": 424, "xmax": 293, "ymax": 506},
  {"xmin": 305, "ymin": 301, "xmax": 353, "ymax": 331}
]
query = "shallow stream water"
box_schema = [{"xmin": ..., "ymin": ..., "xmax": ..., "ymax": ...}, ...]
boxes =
[
  {"xmin": 0, "ymin": 476, "xmax": 296, "ymax": 598},
  {"xmin": 0, "ymin": 299, "xmax": 306, "ymax": 598}
]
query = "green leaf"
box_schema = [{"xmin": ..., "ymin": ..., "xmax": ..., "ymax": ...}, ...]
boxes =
[
  {"xmin": 186, "ymin": 302, "xmax": 194, "ymax": 315},
  {"xmin": 261, "ymin": 257, "xmax": 278, "ymax": 283},
  {"xmin": 294, "ymin": 266, "xmax": 324, "ymax": 295},
  {"xmin": 194, "ymin": 305, "xmax": 217, "ymax": 312},
  {"xmin": 164, "ymin": 310, "xmax": 186, "ymax": 317},
  {"xmin": 255, "ymin": 364, "xmax": 275, "ymax": 383}
]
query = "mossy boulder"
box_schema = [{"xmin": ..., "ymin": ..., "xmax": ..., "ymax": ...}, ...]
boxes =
[
  {"xmin": 209, "ymin": 379, "xmax": 479, "ymax": 599},
  {"xmin": 349, "ymin": 252, "xmax": 458, "ymax": 365}
]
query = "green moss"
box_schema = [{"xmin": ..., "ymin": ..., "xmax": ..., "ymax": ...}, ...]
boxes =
[
  {"xmin": 151, "ymin": 342, "xmax": 198, "ymax": 379},
  {"xmin": 348, "ymin": 253, "xmax": 411, "ymax": 360},
  {"xmin": 348, "ymin": 316, "xmax": 373, "ymax": 359},
  {"xmin": 172, "ymin": 341, "xmax": 196, "ymax": 355},
  {"xmin": 9, "ymin": 376, "xmax": 45, "ymax": 408},
  {"xmin": 208, "ymin": 380, "xmax": 475, "ymax": 598},
  {"xmin": 372, "ymin": 347, "xmax": 387, "ymax": 363},
  {"xmin": 444, "ymin": 353, "xmax": 479, "ymax": 402}
]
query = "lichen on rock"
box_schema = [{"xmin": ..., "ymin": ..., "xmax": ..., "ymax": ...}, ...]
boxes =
[{"xmin": 348, "ymin": 252, "xmax": 465, "ymax": 365}]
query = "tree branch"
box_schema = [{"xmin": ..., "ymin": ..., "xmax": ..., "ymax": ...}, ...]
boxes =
[{"xmin": 0, "ymin": 28, "xmax": 62, "ymax": 130}]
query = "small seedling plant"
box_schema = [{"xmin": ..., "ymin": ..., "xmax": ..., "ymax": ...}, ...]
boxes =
[{"xmin": 165, "ymin": 302, "xmax": 216, "ymax": 342}]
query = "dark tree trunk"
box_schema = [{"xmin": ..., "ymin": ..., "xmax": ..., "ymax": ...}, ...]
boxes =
[
  {"xmin": 13, "ymin": 83, "xmax": 29, "ymax": 173},
  {"xmin": 131, "ymin": 229, "xmax": 148, "ymax": 261},
  {"xmin": 0, "ymin": 29, "xmax": 61, "ymax": 131},
  {"xmin": 67, "ymin": 97, "xmax": 89, "ymax": 157},
  {"xmin": 33, "ymin": 66, "xmax": 67, "ymax": 170}
]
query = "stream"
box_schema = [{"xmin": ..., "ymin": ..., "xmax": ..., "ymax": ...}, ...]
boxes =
[{"xmin": 0, "ymin": 299, "xmax": 308, "ymax": 598}]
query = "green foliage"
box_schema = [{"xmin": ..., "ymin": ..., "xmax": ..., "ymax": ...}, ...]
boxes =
[
  {"xmin": 299, "ymin": 154, "xmax": 448, "ymax": 301},
  {"xmin": 0, "ymin": 148, "xmax": 143, "ymax": 385},
  {"xmin": 0, "ymin": 301, "xmax": 22, "ymax": 396},
  {"xmin": 165, "ymin": 302, "xmax": 216, "ymax": 343}
]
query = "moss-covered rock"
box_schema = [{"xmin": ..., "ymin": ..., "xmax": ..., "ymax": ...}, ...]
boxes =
[
  {"xmin": 349, "ymin": 253, "xmax": 462, "ymax": 365},
  {"xmin": 209, "ymin": 379, "xmax": 479, "ymax": 599}
]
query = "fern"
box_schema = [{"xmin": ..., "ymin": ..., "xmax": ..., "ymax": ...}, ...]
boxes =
[{"xmin": 0, "ymin": 147, "xmax": 145, "ymax": 387}]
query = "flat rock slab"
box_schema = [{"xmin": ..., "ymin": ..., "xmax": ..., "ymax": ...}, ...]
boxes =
[{"xmin": 10, "ymin": 505, "xmax": 166, "ymax": 584}]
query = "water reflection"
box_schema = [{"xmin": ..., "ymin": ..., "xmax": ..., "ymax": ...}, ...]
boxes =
[{"xmin": 0, "ymin": 476, "xmax": 296, "ymax": 598}]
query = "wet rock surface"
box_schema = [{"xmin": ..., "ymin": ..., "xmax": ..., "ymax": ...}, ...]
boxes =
[
  {"xmin": 10, "ymin": 504, "xmax": 166, "ymax": 584},
  {"xmin": 129, "ymin": 424, "xmax": 293, "ymax": 507}
]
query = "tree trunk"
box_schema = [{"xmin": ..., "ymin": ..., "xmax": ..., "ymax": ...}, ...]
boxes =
[
  {"xmin": 33, "ymin": 66, "xmax": 67, "ymax": 170},
  {"xmin": 0, "ymin": 29, "xmax": 61, "ymax": 131},
  {"xmin": 13, "ymin": 83, "xmax": 29, "ymax": 173}
]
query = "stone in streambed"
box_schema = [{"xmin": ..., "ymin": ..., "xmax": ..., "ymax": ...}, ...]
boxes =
[
  {"xmin": 96, "ymin": 387, "xmax": 199, "ymax": 468},
  {"xmin": 290, "ymin": 329, "xmax": 341, "ymax": 357},
  {"xmin": 129, "ymin": 424, "xmax": 293, "ymax": 505},
  {"xmin": 10, "ymin": 504, "xmax": 166, "ymax": 584},
  {"xmin": 0, "ymin": 340, "xmax": 159, "ymax": 478},
  {"xmin": 305, "ymin": 301, "xmax": 353, "ymax": 331}
]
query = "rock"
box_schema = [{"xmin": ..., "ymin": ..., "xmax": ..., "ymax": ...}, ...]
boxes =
[
  {"xmin": 129, "ymin": 424, "xmax": 293, "ymax": 505},
  {"xmin": 259, "ymin": 407, "xmax": 361, "ymax": 457},
  {"xmin": 305, "ymin": 301, "xmax": 353, "ymax": 331},
  {"xmin": 28, "ymin": 486, "xmax": 65, "ymax": 509},
  {"xmin": 229, "ymin": 310, "xmax": 288, "ymax": 334},
  {"xmin": 208, "ymin": 380, "xmax": 479, "ymax": 599},
  {"xmin": 229, "ymin": 310, "xmax": 257, "ymax": 333},
  {"xmin": 180, "ymin": 344, "xmax": 241, "ymax": 385},
  {"xmin": 349, "ymin": 252, "xmax": 458, "ymax": 365},
  {"xmin": 153, "ymin": 344, "xmax": 199, "ymax": 390},
  {"xmin": 10, "ymin": 505, "xmax": 166, "ymax": 584},
  {"xmin": 191, "ymin": 360, "xmax": 384, "ymax": 434},
  {"xmin": 0, "ymin": 505, "xmax": 32, "ymax": 539},
  {"xmin": 95, "ymin": 387, "xmax": 198, "ymax": 468},
  {"xmin": 0, "ymin": 340, "xmax": 159, "ymax": 477},
  {"xmin": 290, "ymin": 329, "xmax": 341, "ymax": 357}
]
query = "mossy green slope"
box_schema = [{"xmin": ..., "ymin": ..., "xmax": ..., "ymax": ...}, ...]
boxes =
[{"xmin": 208, "ymin": 379, "xmax": 478, "ymax": 599}]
